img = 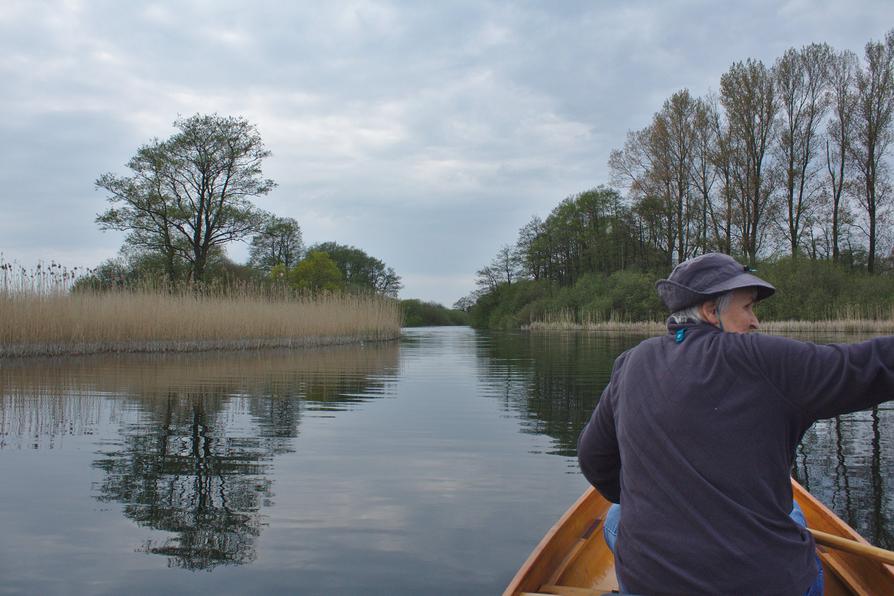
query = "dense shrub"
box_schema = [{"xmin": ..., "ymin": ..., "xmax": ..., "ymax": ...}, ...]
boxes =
[
  {"xmin": 401, "ymin": 300, "xmax": 469, "ymax": 327},
  {"xmin": 468, "ymin": 280, "xmax": 552, "ymax": 329},
  {"xmin": 756, "ymin": 258, "xmax": 894, "ymax": 320},
  {"xmin": 469, "ymin": 257, "xmax": 894, "ymax": 329}
]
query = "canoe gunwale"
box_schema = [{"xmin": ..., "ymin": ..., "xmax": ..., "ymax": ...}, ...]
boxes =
[
  {"xmin": 503, "ymin": 487, "xmax": 610, "ymax": 596},
  {"xmin": 505, "ymin": 480, "xmax": 894, "ymax": 596},
  {"xmin": 791, "ymin": 479, "xmax": 894, "ymax": 595}
]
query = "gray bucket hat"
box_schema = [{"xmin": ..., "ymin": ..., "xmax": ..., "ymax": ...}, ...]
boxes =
[{"xmin": 656, "ymin": 253, "xmax": 776, "ymax": 312}]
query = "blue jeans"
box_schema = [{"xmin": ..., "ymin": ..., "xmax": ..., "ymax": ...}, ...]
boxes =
[{"xmin": 603, "ymin": 502, "xmax": 824, "ymax": 595}]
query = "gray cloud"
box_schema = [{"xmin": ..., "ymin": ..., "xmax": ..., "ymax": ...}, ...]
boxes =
[{"xmin": 1, "ymin": 0, "xmax": 892, "ymax": 304}]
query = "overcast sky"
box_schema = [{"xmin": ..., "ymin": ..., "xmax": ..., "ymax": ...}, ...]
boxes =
[{"xmin": 1, "ymin": 1, "xmax": 892, "ymax": 305}]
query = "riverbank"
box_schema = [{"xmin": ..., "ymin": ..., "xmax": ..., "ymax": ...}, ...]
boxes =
[
  {"xmin": 0, "ymin": 290, "xmax": 401, "ymax": 358},
  {"xmin": 469, "ymin": 259, "xmax": 894, "ymax": 330},
  {"xmin": 524, "ymin": 318, "xmax": 894, "ymax": 335}
]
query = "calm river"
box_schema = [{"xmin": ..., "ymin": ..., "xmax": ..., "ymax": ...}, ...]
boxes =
[{"xmin": 0, "ymin": 327, "xmax": 891, "ymax": 594}]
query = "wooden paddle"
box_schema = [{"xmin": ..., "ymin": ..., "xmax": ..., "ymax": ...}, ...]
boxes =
[{"xmin": 810, "ymin": 528, "xmax": 894, "ymax": 566}]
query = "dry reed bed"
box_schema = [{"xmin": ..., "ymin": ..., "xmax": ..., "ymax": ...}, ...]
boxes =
[{"xmin": 0, "ymin": 290, "xmax": 401, "ymax": 357}]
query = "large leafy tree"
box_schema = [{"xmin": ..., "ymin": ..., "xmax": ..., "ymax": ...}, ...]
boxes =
[{"xmin": 96, "ymin": 114, "xmax": 275, "ymax": 283}]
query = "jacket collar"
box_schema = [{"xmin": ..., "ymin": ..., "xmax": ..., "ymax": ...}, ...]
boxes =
[{"xmin": 666, "ymin": 318, "xmax": 721, "ymax": 337}]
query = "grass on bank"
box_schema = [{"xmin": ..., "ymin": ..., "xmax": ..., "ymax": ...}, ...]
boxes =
[
  {"xmin": 524, "ymin": 309, "xmax": 894, "ymax": 335},
  {"xmin": 0, "ymin": 288, "xmax": 401, "ymax": 357}
]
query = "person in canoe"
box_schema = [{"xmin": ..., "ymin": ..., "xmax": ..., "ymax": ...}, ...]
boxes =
[{"xmin": 577, "ymin": 252, "xmax": 894, "ymax": 596}]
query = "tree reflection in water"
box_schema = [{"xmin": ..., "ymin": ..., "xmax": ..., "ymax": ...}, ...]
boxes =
[
  {"xmin": 795, "ymin": 406, "xmax": 894, "ymax": 549},
  {"xmin": 0, "ymin": 343, "xmax": 399, "ymax": 570},
  {"xmin": 475, "ymin": 331, "xmax": 636, "ymax": 456},
  {"xmin": 93, "ymin": 391, "xmax": 272, "ymax": 570}
]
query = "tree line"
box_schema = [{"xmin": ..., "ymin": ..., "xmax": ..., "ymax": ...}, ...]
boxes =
[
  {"xmin": 608, "ymin": 31, "xmax": 894, "ymax": 271},
  {"xmin": 467, "ymin": 30, "xmax": 894, "ymax": 327},
  {"xmin": 89, "ymin": 114, "xmax": 401, "ymax": 297}
]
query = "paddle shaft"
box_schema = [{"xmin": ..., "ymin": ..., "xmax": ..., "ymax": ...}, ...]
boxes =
[{"xmin": 810, "ymin": 528, "xmax": 894, "ymax": 566}]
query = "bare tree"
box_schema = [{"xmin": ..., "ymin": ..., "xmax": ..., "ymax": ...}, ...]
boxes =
[
  {"xmin": 475, "ymin": 245, "xmax": 523, "ymax": 293},
  {"xmin": 494, "ymin": 244, "xmax": 522, "ymax": 286},
  {"xmin": 849, "ymin": 30, "xmax": 894, "ymax": 273},
  {"xmin": 706, "ymin": 95, "xmax": 737, "ymax": 254},
  {"xmin": 610, "ymin": 90, "xmax": 702, "ymax": 265},
  {"xmin": 659, "ymin": 90, "xmax": 702, "ymax": 262},
  {"xmin": 610, "ymin": 124, "xmax": 674, "ymax": 265},
  {"xmin": 720, "ymin": 59, "xmax": 780, "ymax": 263},
  {"xmin": 690, "ymin": 95, "xmax": 723, "ymax": 253},
  {"xmin": 474, "ymin": 264, "xmax": 501, "ymax": 294},
  {"xmin": 774, "ymin": 43, "xmax": 833, "ymax": 256},
  {"xmin": 824, "ymin": 48, "xmax": 860, "ymax": 263}
]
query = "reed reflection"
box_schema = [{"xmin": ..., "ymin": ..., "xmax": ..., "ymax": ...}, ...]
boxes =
[{"xmin": 0, "ymin": 343, "xmax": 399, "ymax": 569}]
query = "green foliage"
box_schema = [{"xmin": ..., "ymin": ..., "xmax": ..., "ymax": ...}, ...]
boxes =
[
  {"xmin": 309, "ymin": 242, "xmax": 402, "ymax": 297},
  {"xmin": 754, "ymin": 258, "xmax": 894, "ymax": 320},
  {"xmin": 268, "ymin": 263, "xmax": 289, "ymax": 283},
  {"xmin": 72, "ymin": 247, "xmax": 260, "ymax": 293},
  {"xmin": 71, "ymin": 258, "xmax": 133, "ymax": 291},
  {"xmin": 557, "ymin": 270, "xmax": 665, "ymax": 322},
  {"xmin": 469, "ymin": 255, "xmax": 894, "ymax": 329},
  {"xmin": 469, "ymin": 279, "xmax": 552, "ymax": 329},
  {"xmin": 469, "ymin": 272, "xmax": 666, "ymax": 329},
  {"xmin": 516, "ymin": 187, "xmax": 663, "ymax": 287},
  {"xmin": 400, "ymin": 300, "xmax": 469, "ymax": 327},
  {"xmin": 288, "ymin": 251, "xmax": 344, "ymax": 293}
]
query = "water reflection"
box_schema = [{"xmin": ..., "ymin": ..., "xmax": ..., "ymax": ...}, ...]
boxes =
[
  {"xmin": 795, "ymin": 406, "xmax": 894, "ymax": 549},
  {"xmin": 0, "ymin": 328, "xmax": 890, "ymax": 593},
  {"xmin": 93, "ymin": 389, "xmax": 273, "ymax": 570},
  {"xmin": 0, "ymin": 343, "xmax": 399, "ymax": 570},
  {"xmin": 476, "ymin": 331, "xmax": 646, "ymax": 456}
]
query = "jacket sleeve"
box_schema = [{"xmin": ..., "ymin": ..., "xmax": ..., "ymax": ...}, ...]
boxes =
[
  {"xmin": 577, "ymin": 357, "xmax": 625, "ymax": 503},
  {"xmin": 751, "ymin": 334, "xmax": 894, "ymax": 422}
]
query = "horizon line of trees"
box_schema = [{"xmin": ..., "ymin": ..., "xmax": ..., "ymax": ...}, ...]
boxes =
[
  {"xmin": 464, "ymin": 30, "xmax": 894, "ymax": 325},
  {"xmin": 606, "ymin": 30, "xmax": 894, "ymax": 271},
  {"xmin": 466, "ymin": 29, "xmax": 894, "ymax": 323}
]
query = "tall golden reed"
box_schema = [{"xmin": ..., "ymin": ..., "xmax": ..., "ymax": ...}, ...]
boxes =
[{"xmin": 0, "ymin": 289, "xmax": 401, "ymax": 357}]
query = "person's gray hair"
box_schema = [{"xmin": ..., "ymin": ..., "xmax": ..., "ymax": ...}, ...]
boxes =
[{"xmin": 668, "ymin": 291, "xmax": 740, "ymax": 324}]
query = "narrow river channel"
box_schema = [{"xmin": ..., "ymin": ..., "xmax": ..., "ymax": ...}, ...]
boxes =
[{"xmin": 0, "ymin": 326, "xmax": 891, "ymax": 594}]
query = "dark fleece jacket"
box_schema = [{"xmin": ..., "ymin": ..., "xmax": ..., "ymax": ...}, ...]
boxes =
[{"xmin": 578, "ymin": 321, "xmax": 894, "ymax": 596}]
